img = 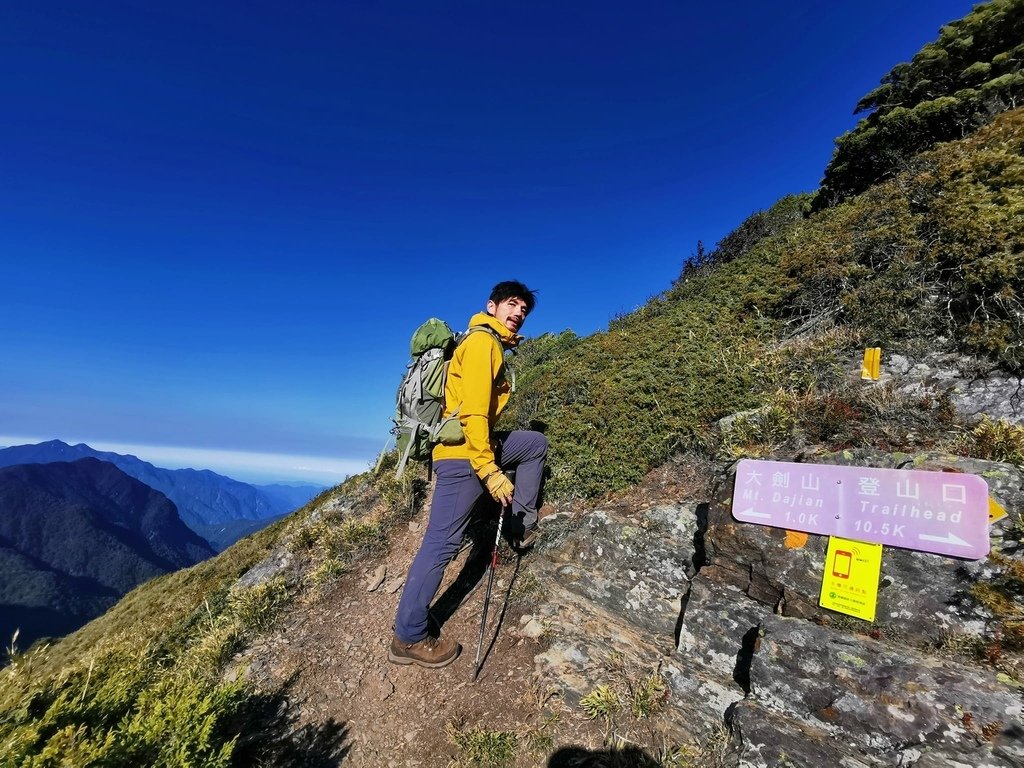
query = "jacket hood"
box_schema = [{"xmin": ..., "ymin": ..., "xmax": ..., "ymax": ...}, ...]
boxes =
[{"xmin": 468, "ymin": 312, "xmax": 522, "ymax": 346}]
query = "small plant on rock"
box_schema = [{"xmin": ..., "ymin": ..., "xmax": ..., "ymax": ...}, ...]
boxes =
[
  {"xmin": 957, "ymin": 417, "xmax": 1024, "ymax": 464},
  {"xmin": 580, "ymin": 683, "xmax": 622, "ymax": 725},
  {"xmin": 445, "ymin": 720, "xmax": 518, "ymax": 767},
  {"xmin": 630, "ymin": 673, "xmax": 668, "ymax": 720},
  {"xmin": 229, "ymin": 576, "xmax": 289, "ymax": 634},
  {"xmin": 509, "ymin": 570, "xmax": 542, "ymax": 604}
]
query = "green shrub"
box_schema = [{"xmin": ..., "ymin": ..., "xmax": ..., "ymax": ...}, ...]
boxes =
[
  {"xmin": 370, "ymin": 450, "xmax": 428, "ymax": 518},
  {"xmin": 820, "ymin": 0, "xmax": 1024, "ymax": 203},
  {"xmin": 0, "ymin": 637, "xmax": 245, "ymax": 767},
  {"xmin": 228, "ymin": 576, "xmax": 289, "ymax": 635},
  {"xmin": 957, "ymin": 417, "xmax": 1024, "ymax": 464}
]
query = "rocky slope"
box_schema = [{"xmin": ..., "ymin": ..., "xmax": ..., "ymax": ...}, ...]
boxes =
[
  {"xmin": 3, "ymin": 359, "xmax": 1019, "ymax": 766},
  {"xmin": 206, "ymin": 355, "xmax": 1023, "ymax": 766}
]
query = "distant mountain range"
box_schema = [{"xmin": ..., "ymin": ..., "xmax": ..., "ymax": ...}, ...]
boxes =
[
  {"xmin": 0, "ymin": 458, "xmax": 215, "ymax": 649},
  {"xmin": 0, "ymin": 441, "xmax": 325, "ymax": 551}
]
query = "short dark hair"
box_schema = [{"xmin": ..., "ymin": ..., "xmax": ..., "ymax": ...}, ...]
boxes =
[{"xmin": 489, "ymin": 280, "xmax": 537, "ymax": 314}]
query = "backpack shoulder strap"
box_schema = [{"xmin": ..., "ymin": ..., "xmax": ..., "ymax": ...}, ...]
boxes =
[
  {"xmin": 456, "ymin": 325, "xmax": 516, "ymax": 392},
  {"xmin": 458, "ymin": 324, "xmax": 504, "ymax": 348}
]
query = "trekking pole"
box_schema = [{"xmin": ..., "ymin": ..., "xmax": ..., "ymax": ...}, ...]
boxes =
[{"xmin": 472, "ymin": 502, "xmax": 506, "ymax": 682}]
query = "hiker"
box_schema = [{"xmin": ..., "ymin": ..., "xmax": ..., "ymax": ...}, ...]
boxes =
[{"xmin": 389, "ymin": 280, "xmax": 547, "ymax": 669}]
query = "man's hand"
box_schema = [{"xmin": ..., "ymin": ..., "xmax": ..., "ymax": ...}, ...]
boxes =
[{"xmin": 484, "ymin": 471, "xmax": 514, "ymax": 505}]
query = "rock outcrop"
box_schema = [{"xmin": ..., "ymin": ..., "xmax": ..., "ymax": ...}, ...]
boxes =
[
  {"xmin": 887, "ymin": 352, "xmax": 1024, "ymax": 425},
  {"xmin": 529, "ymin": 450, "xmax": 1024, "ymax": 766}
]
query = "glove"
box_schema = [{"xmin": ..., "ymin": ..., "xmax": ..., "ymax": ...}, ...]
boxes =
[{"xmin": 484, "ymin": 471, "xmax": 514, "ymax": 506}]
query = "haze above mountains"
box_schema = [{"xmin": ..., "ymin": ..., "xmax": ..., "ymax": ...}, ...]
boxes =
[{"xmin": 0, "ymin": 440, "xmax": 325, "ymax": 551}]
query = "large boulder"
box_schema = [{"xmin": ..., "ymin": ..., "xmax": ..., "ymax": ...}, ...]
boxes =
[
  {"xmin": 676, "ymin": 566, "xmax": 772, "ymax": 693},
  {"xmin": 535, "ymin": 503, "xmax": 697, "ymax": 641},
  {"xmin": 749, "ymin": 614, "xmax": 1024, "ymax": 765},
  {"xmin": 725, "ymin": 700, "xmax": 882, "ymax": 767},
  {"xmin": 700, "ymin": 449, "xmax": 1023, "ymax": 648},
  {"xmin": 532, "ymin": 502, "xmax": 729, "ymax": 742}
]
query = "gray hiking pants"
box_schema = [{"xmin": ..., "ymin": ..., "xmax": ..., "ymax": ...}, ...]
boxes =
[{"xmin": 394, "ymin": 430, "xmax": 547, "ymax": 644}]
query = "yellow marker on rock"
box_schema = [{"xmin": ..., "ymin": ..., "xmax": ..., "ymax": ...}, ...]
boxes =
[
  {"xmin": 861, "ymin": 347, "xmax": 881, "ymax": 380},
  {"xmin": 819, "ymin": 536, "xmax": 883, "ymax": 622},
  {"xmin": 989, "ymin": 497, "xmax": 1008, "ymax": 524},
  {"xmin": 784, "ymin": 530, "xmax": 809, "ymax": 549}
]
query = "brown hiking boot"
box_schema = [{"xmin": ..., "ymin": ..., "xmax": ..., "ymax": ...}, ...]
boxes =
[
  {"xmin": 513, "ymin": 504, "xmax": 558, "ymax": 552},
  {"xmin": 388, "ymin": 633, "xmax": 460, "ymax": 668},
  {"xmin": 513, "ymin": 526, "xmax": 538, "ymax": 552}
]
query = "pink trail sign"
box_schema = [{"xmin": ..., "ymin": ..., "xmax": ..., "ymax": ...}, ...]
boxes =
[{"xmin": 731, "ymin": 459, "xmax": 991, "ymax": 560}]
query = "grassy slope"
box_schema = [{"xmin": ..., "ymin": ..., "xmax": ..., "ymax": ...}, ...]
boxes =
[
  {"xmin": 0, "ymin": 469, "xmax": 423, "ymax": 766},
  {"xmin": 504, "ymin": 108, "xmax": 1024, "ymax": 499}
]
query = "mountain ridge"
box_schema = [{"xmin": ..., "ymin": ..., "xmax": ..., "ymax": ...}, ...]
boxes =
[
  {"xmin": 0, "ymin": 457, "xmax": 216, "ymax": 649},
  {"xmin": 0, "ymin": 440, "xmax": 324, "ymax": 550}
]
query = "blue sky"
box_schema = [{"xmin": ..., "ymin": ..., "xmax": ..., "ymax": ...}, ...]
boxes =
[{"xmin": 1, "ymin": 1, "xmax": 976, "ymax": 484}]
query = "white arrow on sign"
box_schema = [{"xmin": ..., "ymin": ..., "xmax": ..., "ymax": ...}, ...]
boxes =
[
  {"xmin": 740, "ymin": 508, "xmax": 772, "ymax": 519},
  {"xmin": 918, "ymin": 531, "xmax": 970, "ymax": 547}
]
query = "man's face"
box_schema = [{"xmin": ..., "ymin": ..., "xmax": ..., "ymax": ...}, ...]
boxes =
[{"xmin": 487, "ymin": 296, "xmax": 529, "ymax": 334}]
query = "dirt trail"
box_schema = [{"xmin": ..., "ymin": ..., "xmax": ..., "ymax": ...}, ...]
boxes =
[{"xmin": 247, "ymin": 506, "xmax": 594, "ymax": 767}]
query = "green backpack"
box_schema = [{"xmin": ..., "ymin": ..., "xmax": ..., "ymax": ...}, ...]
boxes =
[{"xmin": 391, "ymin": 318, "xmax": 508, "ymax": 478}]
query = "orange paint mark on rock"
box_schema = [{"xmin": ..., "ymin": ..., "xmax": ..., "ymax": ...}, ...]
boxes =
[{"xmin": 784, "ymin": 530, "xmax": 809, "ymax": 549}]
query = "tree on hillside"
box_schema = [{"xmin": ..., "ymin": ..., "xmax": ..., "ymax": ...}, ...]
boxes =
[
  {"xmin": 677, "ymin": 194, "xmax": 811, "ymax": 282},
  {"xmin": 818, "ymin": 0, "xmax": 1024, "ymax": 206}
]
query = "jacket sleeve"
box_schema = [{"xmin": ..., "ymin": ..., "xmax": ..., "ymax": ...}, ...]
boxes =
[{"xmin": 457, "ymin": 331, "xmax": 502, "ymax": 479}]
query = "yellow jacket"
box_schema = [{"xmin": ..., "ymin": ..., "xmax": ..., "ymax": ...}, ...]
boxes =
[{"xmin": 432, "ymin": 312, "xmax": 518, "ymax": 478}]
